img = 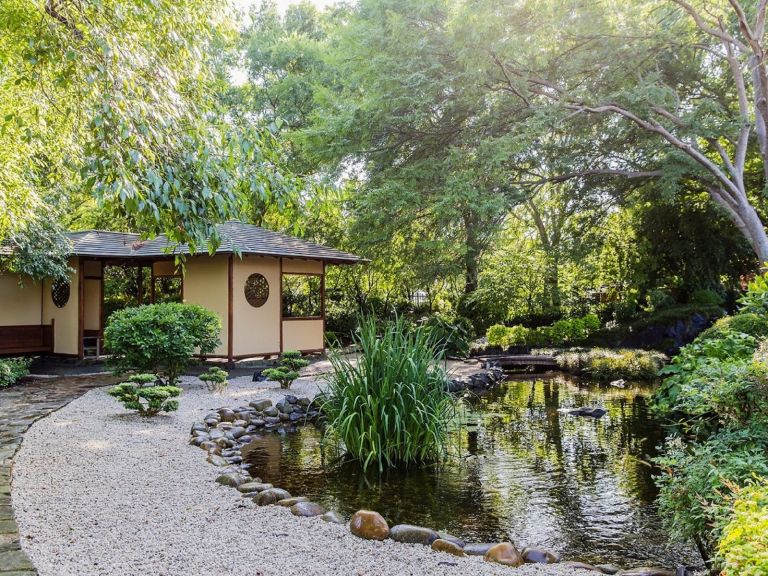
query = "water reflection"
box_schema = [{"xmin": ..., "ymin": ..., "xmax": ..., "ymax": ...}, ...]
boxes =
[{"xmin": 241, "ymin": 375, "xmax": 698, "ymax": 567}]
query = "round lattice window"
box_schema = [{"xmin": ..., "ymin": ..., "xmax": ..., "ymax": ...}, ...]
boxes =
[
  {"xmin": 244, "ymin": 273, "xmax": 269, "ymax": 308},
  {"xmin": 51, "ymin": 278, "xmax": 71, "ymax": 308}
]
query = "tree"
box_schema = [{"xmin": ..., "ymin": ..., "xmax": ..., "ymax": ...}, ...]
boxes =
[
  {"xmin": 1, "ymin": 0, "xmax": 298, "ymax": 258},
  {"xmin": 477, "ymin": 0, "xmax": 768, "ymax": 263}
]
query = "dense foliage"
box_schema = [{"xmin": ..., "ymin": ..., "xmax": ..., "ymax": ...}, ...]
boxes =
[
  {"xmin": 718, "ymin": 481, "xmax": 768, "ymax": 576},
  {"xmin": 262, "ymin": 351, "xmax": 309, "ymax": 390},
  {"xmin": 104, "ymin": 303, "xmax": 220, "ymax": 386},
  {"xmin": 487, "ymin": 314, "xmax": 601, "ymax": 348},
  {"xmin": 108, "ymin": 374, "xmax": 181, "ymax": 417},
  {"xmin": 556, "ymin": 348, "xmax": 666, "ymax": 381},
  {"xmin": 653, "ymin": 274, "xmax": 768, "ymax": 566},
  {"xmin": 0, "ymin": 357, "xmax": 31, "ymax": 388},
  {"xmin": 321, "ymin": 316, "xmax": 458, "ymax": 472}
]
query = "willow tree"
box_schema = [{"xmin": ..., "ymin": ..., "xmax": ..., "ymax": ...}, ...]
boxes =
[{"xmin": 1, "ymin": 0, "xmax": 297, "ymax": 278}]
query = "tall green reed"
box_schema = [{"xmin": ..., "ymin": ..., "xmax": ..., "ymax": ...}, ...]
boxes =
[{"xmin": 321, "ymin": 315, "xmax": 458, "ymax": 472}]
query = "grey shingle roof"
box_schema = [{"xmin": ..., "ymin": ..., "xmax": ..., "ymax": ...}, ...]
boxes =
[{"xmin": 65, "ymin": 221, "xmax": 363, "ymax": 264}]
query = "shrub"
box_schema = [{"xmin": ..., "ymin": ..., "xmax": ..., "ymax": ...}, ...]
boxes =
[
  {"xmin": 555, "ymin": 348, "xmax": 666, "ymax": 381},
  {"xmin": 699, "ymin": 313, "xmax": 768, "ymax": 341},
  {"xmin": 0, "ymin": 357, "xmax": 31, "ymax": 388},
  {"xmin": 104, "ymin": 303, "xmax": 221, "ymax": 385},
  {"xmin": 718, "ymin": 480, "xmax": 768, "ymax": 576},
  {"xmin": 262, "ymin": 351, "xmax": 309, "ymax": 389},
  {"xmin": 689, "ymin": 289, "xmax": 725, "ymax": 307},
  {"xmin": 321, "ymin": 315, "xmax": 458, "ymax": 472},
  {"xmin": 655, "ymin": 424, "xmax": 768, "ymax": 562},
  {"xmin": 422, "ymin": 313, "xmax": 474, "ymax": 358},
  {"xmin": 738, "ymin": 272, "xmax": 768, "ymax": 314},
  {"xmin": 107, "ymin": 373, "xmax": 181, "ymax": 416},
  {"xmin": 487, "ymin": 324, "xmax": 509, "ymax": 347},
  {"xmin": 485, "ymin": 313, "xmax": 601, "ymax": 349},
  {"xmin": 199, "ymin": 366, "xmax": 228, "ymax": 393}
]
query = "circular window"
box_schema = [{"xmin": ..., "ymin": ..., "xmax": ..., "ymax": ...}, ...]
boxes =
[
  {"xmin": 244, "ymin": 273, "xmax": 269, "ymax": 308},
  {"xmin": 51, "ymin": 278, "xmax": 71, "ymax": 308}
]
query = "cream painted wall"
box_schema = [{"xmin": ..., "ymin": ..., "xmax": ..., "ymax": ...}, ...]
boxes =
[
  {"xmin": 83, "ymin": 279, "xmax": 101, "ymax": 331},
  {"xmin": 182, "ymin": 255, "xmax": 229, "ymax": 356},
  {"xmin": 42, "ymin": 257, "xmax": 80, "ymax": 355},
  {"xmin": 282, "ymin": 259, "xmax": 323, "ymax": 275},
  {"xmin": 282, "ymin": 319, "xmax": 324, "ymax": 352},
  {"xmin": 0, "ymin": 273, "xmax": 42, "ymax": 326},
  {"xmin": 232, "ymin": 255, "xmax": 281, "ymax": 357}
]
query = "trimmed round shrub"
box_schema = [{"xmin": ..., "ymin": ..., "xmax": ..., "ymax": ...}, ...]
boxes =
[
  {"xmin": 108, "ymin": 373, "xmax": 181, "ymax": 416},
  {"xmin": 104, "ymin": 303, "xmax": 221, "ymax": 385}
]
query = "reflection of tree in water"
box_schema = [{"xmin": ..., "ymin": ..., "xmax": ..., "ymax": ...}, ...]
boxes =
[{"xmin": 241, "ymin": 377, "xmax": 697, "ymax": 566}]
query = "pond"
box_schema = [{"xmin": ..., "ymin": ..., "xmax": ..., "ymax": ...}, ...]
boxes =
[{"xmin": 241, "ymin": 375, "xmax": 700, "ymax": 568}]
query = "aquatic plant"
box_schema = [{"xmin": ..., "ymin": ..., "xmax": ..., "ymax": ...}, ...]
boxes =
[{"xmin": 321, "ymin": 315, "xmax": 457, "ymax": 472}]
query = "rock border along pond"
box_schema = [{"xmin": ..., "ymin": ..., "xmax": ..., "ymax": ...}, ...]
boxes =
[{"xmin": 189, "ymin": 367, "xmax": 685, "ymax": 576}]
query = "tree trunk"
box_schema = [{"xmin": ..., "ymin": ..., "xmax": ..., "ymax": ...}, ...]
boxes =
[{"xmin": 543, "ymin": 252, "xmax": 561, "ymax": 313}]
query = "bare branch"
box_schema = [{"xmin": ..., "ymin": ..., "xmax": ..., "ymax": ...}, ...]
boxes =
[{"xmin": 672, "ymin": 0, "xmax": 747, "ymax": 51}]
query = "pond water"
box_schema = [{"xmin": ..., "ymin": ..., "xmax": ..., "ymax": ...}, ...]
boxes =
[{"xmin": 241, "ymin": 375, "xmax": 700, "ymax": 568}]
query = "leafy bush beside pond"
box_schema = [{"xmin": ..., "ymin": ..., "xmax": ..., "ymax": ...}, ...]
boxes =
[
  {"xmin": 718, "ymin": 480, "xmax": 768, "ymax": 576},
  {"xmin": 0, "ymin": 357, "xmax": 32, "ymax": 388},
  {"xmin": 108, "ymin": 373, "xmax": 181, "ymax": 416},
  {"xmin": 262, "ymin": 351, "xmax": 309, "ymax": 389},
  {"xmin": 487, "ymin": 313, "xmax": 600, "ymax": 349},
  {"xmin": 652, "ymin": 272, "xmax": 768, "ymax": 567},
  {"xmin": 199, "ymin": 366, "xmax": 229, "ymax": 393},
  {"xmin": 104, "ymin": 303, "xmax": 220, "ymax": 386},
  {"xmin": 556, "ymin": 348, "xmax": 667, "ymax": 381},
  {"xmin": 321, "ymin": 315, "xmax": 458, "ymax": 472}
]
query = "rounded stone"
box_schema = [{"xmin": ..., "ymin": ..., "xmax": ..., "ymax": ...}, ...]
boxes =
[
  {"xmin": 431, "ymin": 539, "xmax": 465, "ymax": 557},
  {"xmin": 522, "ymin": 546, "xmax": 560, "ymax": 564},
  {"xmin": 437, "ymin": 533, "xmax": 466, "ymax": 548},
  {"xmin": 290, "ymin": 501, "xmax": 326, "ymax": 517},
  {"xmin": 617, "ymin": 569, "xmax": 675, "ymax": 576},
  {"xmin": 218, "ymin": 408, "xmax": 236, "ymax": 422},
  {"xmin": 463, "ymin": 543, "xmax": 496, "ymax": 556},
  {"xmin": 277, "ymin": 496, "xmax": 310, "ymax": 507},
  {"xmin": 215, "ymin": 473, "xmax": 244, "ymax": 487},
  {"xmin": 199, "ymin": 441, "xmax": 218, "ymax": 452},
  {"xmin": 230, "ymin": 426, "xmax": 247, "ymax": 439},
  {"xmin": 250, "ymin": 399, "xmax": 273, "ymax": 411},
  {"xmin": 596, "ymin": 564, "xmax": 621, "ymax": 575},
  {"xmin": 253, "ymin": 488, "xmax": 292, "ymax": 506},
  {"xmin": 207, "ymin": 454, "xmax": 228, "ymax": 466},
  {"xmin": 389, "ymin": 524, "xmax": 440, "ymax": 546},
  {"xmin": 238, "ymin": 482, "xmax": 273, "ymax": 493},
  {"xmin": 321, "ymin": 511, "xmax": 345, "ymax": 524},
  {"xmin": 484, "ymin": 542, "xmax": 524, "ymax": 567},
  {"xmin": 209, "ymin": 429, "xmax": 225, "ymax": 440},
  {"xmin": 561, "ymin": 561, "xmax": 600, "ymax": 571},
  {"xmin": 349, "ymin": 510, "xmax": 389, "ymax": 540},
  {"xmin": 263, "ymin": 407, "xmax": 279, "ymax": 417}
]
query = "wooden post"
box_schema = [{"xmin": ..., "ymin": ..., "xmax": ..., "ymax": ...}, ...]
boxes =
[
  {"xmin": 321, "ymin": 261, "xmax": 326, "ymax": 353},
  {"xmin": 77, "ymin": 259, "xmax": 84, "ymax": 359},
  {"xmin": 279, "ymin": 257, "xmax": 283, "ymax": 354},
  {"xmin": 227, "ymin": 255, "xmax": 234, "ymax": 364}
]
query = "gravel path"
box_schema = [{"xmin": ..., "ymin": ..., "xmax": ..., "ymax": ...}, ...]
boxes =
[{"xmin": 12, "ymin": 375, "xmax": 589, "ymax": 576}]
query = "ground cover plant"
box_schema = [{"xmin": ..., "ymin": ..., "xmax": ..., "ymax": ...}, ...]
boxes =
[
  {"xmin": 321, "ymin": 315, "xmax": 458, "ymax": 472},
  {"xmin": 0, "ymin": 357, "xmax": 31, "ymax": 388},
  {"xmin": 108, "ymin": 374, "xmax": 181, "ymax": 416},
  {"xmin": 262, "ymin": 351, "xmax": 309, "ymax": 390},
  {"xmin": 555, "ymin": 348, "xmax": 666, "ymax": 381},
  {"xmin": 653, "ymin": 272, "xmax": 768, "ymax": 569},
  {"xmin": 104, "ymin": 303, "xmax": 220, "ymax": 386}
]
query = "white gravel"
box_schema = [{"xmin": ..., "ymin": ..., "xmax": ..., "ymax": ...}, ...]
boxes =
[{"xmin": 12, "ymin": 375, "xmax": 588, "ymax": 576}]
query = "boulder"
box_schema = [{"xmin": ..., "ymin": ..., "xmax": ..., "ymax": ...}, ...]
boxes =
[
  {"xmin": 616, "ymin": 568, "xmax": 675, "ymax": 576},
  {"xmin": 218, "ymin": 408, "xmax": 236, "ymax": 422},
  {"xmin": 291, "ymin": 501, "xmax": 326, "ymax": 517},
  {"xmin": 431, "ymin": 539, "xmax": 465, "ymax": 557},
  {"xmin": 207, "ymin": 454, "xmax": 228, "ymax": 466},
  {"xmin": 484, "ymin": 542, "xmax": 524, "ymax": 567},
  {"xmin": 522, "ymin": 546, "xmax": 560, "ymax": 564},
  {"xmin": 215, "ymin": 473, "xmax": 244, "ymax": 487},
  {"xmin": 253, "ymin": 488, "xmax": 292, "ymax": 506},
  {"xmin": 250, "ymin": 399, "xmax": 273, "ymax": 411},
  {"xmin": 560, "ymin": 561, "xmax": 600, "ymax": 571},
  {"xmin": 237, "ymin": 482, "xmax": 273, "ymax": 493},
  {"xmin": 321, "ymin": 511, "xmax": 345, "ymax": 524},
  {"xmin": 463, "ymin": 543, "xmax": 496, "ymax": 556},
  {"xmin": 277, "ymin": 497, "xmax": 310, "ymax": 507},
  {"xmin": 389, "ymin": 524, "xmax": 440, "ymax": 546},
  {"xmin": 349, "ymin": 510, "xmax": 390, "ymax": 540}
]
